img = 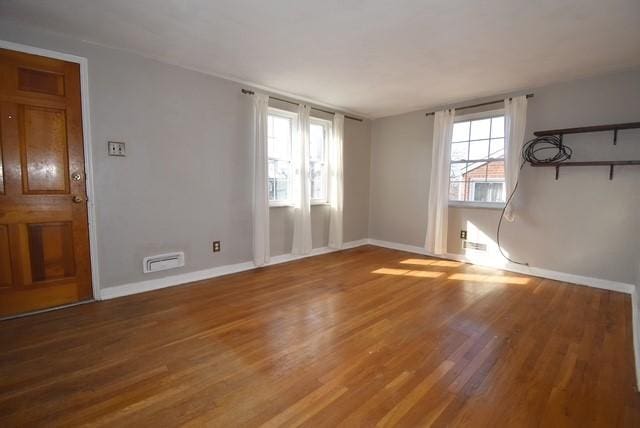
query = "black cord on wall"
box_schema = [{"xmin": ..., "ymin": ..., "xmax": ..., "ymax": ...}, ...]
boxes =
[{"xmin": 496, "ymin": 135, "xmax": 572, "ymax": 266}]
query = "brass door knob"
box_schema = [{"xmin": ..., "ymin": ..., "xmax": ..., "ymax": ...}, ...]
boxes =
[{"xmin": 72, "ymin": 195, "xmax": 86, "ymax": 203}]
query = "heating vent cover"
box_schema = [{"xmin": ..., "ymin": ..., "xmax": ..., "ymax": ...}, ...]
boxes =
[
  {"xmin": 462, "ymin": 241, "xmax": 487, "ymax": 251},
  {"xmin": 143, "ymin": 252, "xmax": 185, "ymax": 273}
]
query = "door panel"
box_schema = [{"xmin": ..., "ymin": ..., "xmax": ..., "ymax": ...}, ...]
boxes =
[
  {"xmin": 0, "ymin": 224, "xmax": 11, "ymax": 286},
  {"xmin": 18, "ymin": 67, "xmax": 65, "ymax": 96},
  {"xmin": 0, "ymin": 48, "xmax": 92, "ymax": 317},
  {"xmin": 20, "ymin": 105, "xmax": 70, "ymax": 194},
  {"xmin": 28, "ymin": 222, "xmax": 75, "ymax": 282}
]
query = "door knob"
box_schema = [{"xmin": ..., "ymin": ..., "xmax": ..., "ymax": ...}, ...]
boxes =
[
  {"xmin": 72, "ymin": 195, "xmax": 86, "ymax": 203},
  {"xmin": 72, "ymin": 172, "xmax": 83, "ymax": 181}
]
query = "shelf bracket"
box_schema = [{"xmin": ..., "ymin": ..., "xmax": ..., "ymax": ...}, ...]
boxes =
[
  {"xmin": 555, "ymin": 165, "xmax": 559, "ymax": 180},
  {"xmin": 613, "ymin": 129, "xmax": 618, "ymax": 145},
  {"xmin": 609, "ymin": 164, "xmax": 614, "ymax": 180}
]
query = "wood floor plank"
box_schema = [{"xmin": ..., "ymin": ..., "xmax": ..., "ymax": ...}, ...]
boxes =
[{"xmin": 0, "ymin": 245, "xmax": 638, "ymax": 427}]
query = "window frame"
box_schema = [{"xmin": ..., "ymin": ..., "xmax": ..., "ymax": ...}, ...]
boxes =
[
  {"xmin": 448, "ymin": 109, "xmax": 506, "ymax": 210},
  {"xmin": 309, "ymin": 117, "xmax": 331, "ymax": 205},
  {"xmin": 267, "ymin": 107, "xmax": 297, "ymax": 207}
]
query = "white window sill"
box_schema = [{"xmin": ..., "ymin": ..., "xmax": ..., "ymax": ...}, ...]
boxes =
[
  {"xmin": 448, "ymin": 201, "xmax": 505, "ymax": 210},
  {"xmin": 269, "ymin": 201, "xmax": 330, "ymax": 208},
  {"xmin": 269, "ymin": 201, "xmax": 293, "ymax": 208}
]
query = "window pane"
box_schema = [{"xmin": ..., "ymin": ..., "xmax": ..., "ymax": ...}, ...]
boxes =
[
  {"xmin": 267, "ymin": 116, "xmax": 274, "ymax": 138},
  {"xmin": 268, "ymin": 159, "xmax": 291, "ymax": 201},
  {"xmin": 470, "ymin": 118, "xmax": 491, "ymax": 140},
  {"xmin": 451, "ymin": 142, "xmax": 468, "ymax": 161},
  {"xmin": 486, "ymin": 160, "xmax": 505, "ymax": 181},
  {"xmin": 268, "ymin": 115, "xmax": 292, "ymax": 160},
  {"xmin": 489, "ymin": 138, "xmax": 504, "ymax": 158},
  {"xmin": 468, "ymin": 139, "xmax": 489, "ymax": 160},
  {"xmin": 310, "ymin": 161, "xmax": 325, "ymax": 200},
  {"xmin": 276, "ymin": 179, "xmax": 289, "ymax": 201},
  {"xmin": 452, "ymin": 121, "xmax": 470, "ymax": 142},
  {"xmin": 450, "ymin": 162, "xmax": 467, "ymax": 181},
  {"xmin": 465, "ymin": 164, "xmax": 488, "ymax": 183},
  {"xmin": 273, "ymin": 116, "xmax": 291, "ymax": 145},
  {"xmin": 449, "ymin": 181, "xmax": 466, "ymax": 201},
  {"xmin": 310, "ymin": 123, "xmax": 325, "ymax": 161},
  {"xmin": 473, "ymin": 182, "xmax": 505, "ymax": 202},
  {"xmin": 491, "ymin": 116, "xmax": 504, "ymax": 138},
  {"xmin": 268, "ymin": 159, "xmax": 276, "ymax": 178}
]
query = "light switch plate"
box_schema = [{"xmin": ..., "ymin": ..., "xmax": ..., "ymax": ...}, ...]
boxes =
[{"xmin": 108, "ymin": 141, "xmax": 126, "ymax": 156}]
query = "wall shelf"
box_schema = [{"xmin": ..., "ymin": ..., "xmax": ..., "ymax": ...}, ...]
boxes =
[
  {"xmin": 533, "ymin": 122, "xmax": 640, "ymax": 137},
  {"xmin": 533, "ymin": 121, "xmax": 640, "ymax": 145},
  {"xmin": 530, "ymin": 122, "xmax": 640, "ymax": 179},
  {"xmin": 530, "ymin": 160, "xmax": 640, "ymax": 180}
]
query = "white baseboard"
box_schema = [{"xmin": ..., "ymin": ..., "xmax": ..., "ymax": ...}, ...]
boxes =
[
  {"xmin": 342, "ymin": 238, "xmax": 369, "ymax": 249},
  {"xmin": 99, "ymin": 260, "xmax": 255, "ymax": 300},
  {"xmin": 367, "ymin": 239, "xmax": 431, "ymax": 256},
  {"xmin": 99, "ymin": 239, "xmax": 369, "ymax": 300},
  {"xmin": 367, "ymin": 238, "xmax": 635, "ymax": 295}
]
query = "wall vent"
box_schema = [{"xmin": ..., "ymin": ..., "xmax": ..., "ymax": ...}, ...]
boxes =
[
  {"xmin": 143, "ymin": 252, "xmax": 185, "ymax": 273},
  {"xmin": 462, "ymin": 241, "xmax": 487, "ymax": 252}
]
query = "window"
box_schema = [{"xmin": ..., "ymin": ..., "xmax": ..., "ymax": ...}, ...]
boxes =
[
  {"xmin": 268, "ymin": 109, "xmax": 294, "ymax": 205},
  {"xmin": 309, "ymin": 119, "xmax": 330, "ymax": 203},
  {"xmin": 267, "ymin": 110, "xmax": 330, "ymax": 206},
  {"xmin": 449, "ymin": 113, "xmax": 505, "ymax": 205}
]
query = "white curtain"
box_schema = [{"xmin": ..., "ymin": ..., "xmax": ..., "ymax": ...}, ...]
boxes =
[
  {"xmin": 504, "ymin": 96, "xmax": 528, "ymax": 222},
  {"xmin": 328, "ymin": 113, "xmax": 344, "ymax": 249},
  {"xmin": 425, "ymin": 109, "xmax": 455, "ymax": 255},
  {"xmin": 252, "ymin": 93, "xmax": 270, "ymax": 266},
  {"xmin": 292, "ymin": 104, "xmax": 312, "ymax": 255}
]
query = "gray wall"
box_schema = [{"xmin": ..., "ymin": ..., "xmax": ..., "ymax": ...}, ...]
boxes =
[
  {"xmin": 0, "ymin": 21, "xmax": 371, "ymax": 289},
  {"xmin": 369, "ymin": 69, "xmax": 640, "ymax": 284},
  {"xmin": 2, "ymin": 20, "xmax": 637, "ymax": 289}
]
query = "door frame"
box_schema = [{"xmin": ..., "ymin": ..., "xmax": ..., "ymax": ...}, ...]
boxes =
[{"xmin": 0, "ymin": 39, "xmax": 101, "ymax": 300}]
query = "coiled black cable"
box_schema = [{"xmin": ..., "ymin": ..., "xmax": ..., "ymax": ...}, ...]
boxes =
[
  {"xmin": 522, "ymin": 135, "xmax": 572, "ymax": 164},
  {"xmin": 496, "ymin": 135, "xmax": 572, "ymax": 266}
]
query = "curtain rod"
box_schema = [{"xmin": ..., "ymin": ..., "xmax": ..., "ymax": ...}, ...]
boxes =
[
  {"xmin": 241, "ymin": 89, "xmax": 363, "ymax": 122},
  {"xmin": 425, "ymin": 93, "xmax": 534, "ymax": 117}
]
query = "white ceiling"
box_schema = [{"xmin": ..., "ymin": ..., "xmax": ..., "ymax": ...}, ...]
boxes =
[{"xmin": 1, "ymin": 0, "xmax": 639, "ymax": 118}]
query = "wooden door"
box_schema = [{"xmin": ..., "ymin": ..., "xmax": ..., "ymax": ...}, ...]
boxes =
[{"xmin": 0, "ymin": 48, "xmax": 92, "ymax": 317}]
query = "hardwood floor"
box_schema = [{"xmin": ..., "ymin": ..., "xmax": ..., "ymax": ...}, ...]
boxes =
[{"xmin": 1, "ymin": 245, "xmax": 639, "ymax": 427}]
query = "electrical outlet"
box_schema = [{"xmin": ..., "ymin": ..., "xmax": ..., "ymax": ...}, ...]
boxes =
[
  {"xmin": 460, "ymin": 230, "xmax": 467, "ymax": 240},
  {"xmin": 213, "ymin": 241, "xmax": 221, "ymax": 253},
  {"xmin": 108, "ymin": 141, "xmax": 126, "ymax": 157}
]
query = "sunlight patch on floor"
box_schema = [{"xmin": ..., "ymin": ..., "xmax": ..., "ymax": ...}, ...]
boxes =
[
  {"xmin": 400, "ymin": 258, "xmax": 462, "ymax": 268},
  {"xmin": 448, "ymin": 273, "xmax": 529, "ymax": 285},
  {"xmin": 372, "ymin": 268, "xmax": 444, "ymax": 278}
]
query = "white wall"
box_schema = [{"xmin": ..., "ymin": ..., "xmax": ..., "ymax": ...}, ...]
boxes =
[
  {"xmin": 0, "ymin": 21, "xmax": 371, "ymax": 290},
  {"xmin": 370, "ymin": 69, "xmax": 640, "ymax": 284}
]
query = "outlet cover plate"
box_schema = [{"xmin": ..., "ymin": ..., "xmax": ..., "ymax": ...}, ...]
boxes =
[{"xmin": 108, "ymin": 141, "xmax": 126, "ymax": 157}]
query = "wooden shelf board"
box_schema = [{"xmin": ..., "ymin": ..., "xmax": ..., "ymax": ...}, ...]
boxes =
[
  {"xmin": 533, "ymin": 122, "xmax": 640, "ymax": 137},
  {"xmin": 530, "ymin": 160, "xmax": 640, "ymax": 167}
]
